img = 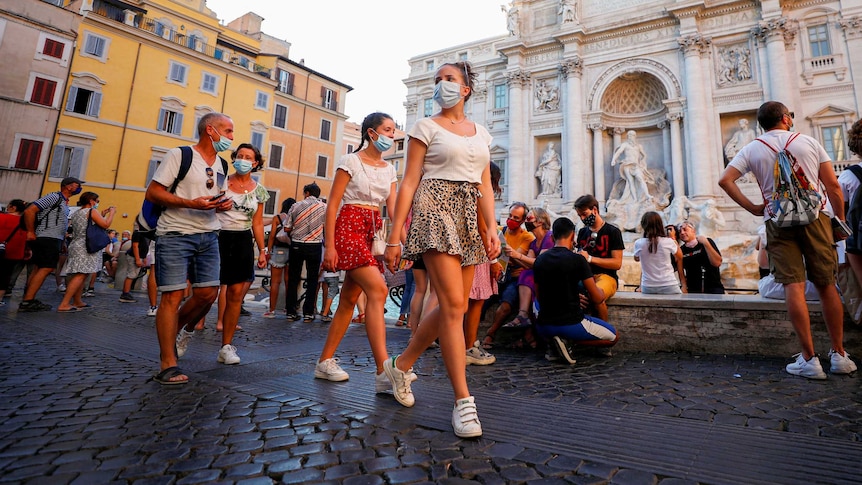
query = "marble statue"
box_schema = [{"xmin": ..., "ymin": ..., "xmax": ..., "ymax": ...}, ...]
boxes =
[
  {"xmin": 611, "ymin": 130, "xmax": 653, "ymax": 205},
  {"xmin": 605, "ymin": 130, "xmax": 672, "ymax": 231},
  {"xmin": 664, "ymin": 195, "xmax": 692, "ymax": 227},
  {"xmin": 688, "ymin": 199, "xmax": 726, "ymax": 236},
  {"xmin": 724, "ymin": 118, "xmax": 756, "ymax": 161},
  {"xmin": 535, "ymin": 142, "xmax": 562, "ymax": 196},
  {"xmin": 503, "ymin": 3, "xmax": 519, "ymax": 36},
  {"xmin": 559, "ymin": 0, "xmax": 577, "ymax": 23}
]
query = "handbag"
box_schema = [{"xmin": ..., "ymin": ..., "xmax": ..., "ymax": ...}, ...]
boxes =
[{"xmin": 85, "ymin": 209, "xmax": 111, "ymax": 253}]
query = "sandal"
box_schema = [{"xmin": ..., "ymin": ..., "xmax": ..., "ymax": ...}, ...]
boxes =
[
  {"xmin": 395, "ymin": 314, "xmax": 408, "ymax": 327},
  {"xmin": 152, "ymin": 366, "xmax": 188, "ymax": 385},
  {"xmin": 351, "ymin": 313, "xmax": 365, "ymax": 324},
  {"xmin": 503, "ymin": 313, "xmax": 531, "ymax": 329},
  {"xmin": 481, "ymin": 335, "xmax": 495, "ymax": 350},
  {"xmin": 320, "ymin": 313, "xmax": 332, "ymax": 323}
]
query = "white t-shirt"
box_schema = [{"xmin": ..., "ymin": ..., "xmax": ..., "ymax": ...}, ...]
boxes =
[
  {"xmin": 728, "ymin": 130, "xmax": 833, "ymax": 220},
  {"xmin": 337, "ymin": 153, "xmax": 397, "ymax": 206},
  {"xmin": 151, "ymin": 146, "xmax": 226, "ymax": 235},
  {"xmin": 408, "ymin": 117, "xmax": 492, "ymax": 184},
  {"xmin": 216, "ymin": 182, "xmax": 270, "ymax": 231},
  {"xmin": 634, "ymin": 237, "xmax": 680, "ymax": 287}
]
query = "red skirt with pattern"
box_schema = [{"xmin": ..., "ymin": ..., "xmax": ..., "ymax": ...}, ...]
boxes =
[{"xmin": 334, "ymin": 204, "xmax": 384, "ymax": 273}]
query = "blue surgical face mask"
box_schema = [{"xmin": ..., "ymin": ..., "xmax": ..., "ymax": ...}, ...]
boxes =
[
  {"xmin": 233, "ymin": 159, "xmax": 253, "ymax": 175},
  {"xmin": 71, "ymin": 186, "xmax": 82, "ymax": 196},
  {"xmin": 371, "ymin": 129, "xmax": 393, "ymax": 152},
  {"xmin": 433, "ymin": 80, "xmax": 464, "ymax": 109},
  {"xmin": 93, "ymin": 203, "xmax": 100, "ymax": 210},
  {"xmin": 209, "ymin": 126, "xmax": 232, "ymax": 152}
]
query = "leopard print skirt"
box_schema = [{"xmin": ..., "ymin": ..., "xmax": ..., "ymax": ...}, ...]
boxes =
[{"xmin": 403, "ymin": 178, "xmax": 488, "ymax": 267}]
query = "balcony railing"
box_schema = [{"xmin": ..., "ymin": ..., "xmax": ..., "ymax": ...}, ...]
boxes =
[{"xmin": 90, "ymin": 1, "xmax": 272, "ymax": 79}]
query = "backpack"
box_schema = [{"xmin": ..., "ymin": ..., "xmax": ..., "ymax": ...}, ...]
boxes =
[
  {"xmin": 33, "ymin": 195, "xmax": 64, "ymax": 232},
  {"xmin": 756, "ymin": 132, "xmax": 822, "ymax": 228},
  {"xmin": 136, "ymin": 146, "xmax": 227, "ymax": 238},
  {"xmin": 274, "ymin": 213, "xmax": 291, "ymax": 244}
]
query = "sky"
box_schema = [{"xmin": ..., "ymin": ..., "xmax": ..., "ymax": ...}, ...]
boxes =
[{"xmin": 205, "ymin": 0, "xmax": 508, "ymax": 126}]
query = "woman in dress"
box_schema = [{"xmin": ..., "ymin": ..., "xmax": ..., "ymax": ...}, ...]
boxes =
[
  {"xmin": 57, "ymin": 192, "xmax": 115, "ymax": 312},
  {"xmin": 213, "ymin": 143, "xmax": 269, "ymax": 364},
  {"xmin": 634, "ymin": 211, "xmax": 686, "ymax": 295},
  {"xmin": 384, "ymin": 61, "xmax": 500, "ymax": 438},
  {"xmin": 315, "ymin": 112, "xmax": 398, "ymax": 387}
]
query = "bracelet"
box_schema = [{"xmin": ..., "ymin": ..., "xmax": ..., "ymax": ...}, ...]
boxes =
[
  {"xmin": 385, "ymin": 242, "xmax": 401, "ymax": 247},
  {"xmin": 260, "ymin": 247, "xmax": 268, "ymax": 254},
  {"xmin": 587, "ymin": 255, "xmax": 593, "ymax": 264},
  {"xmin": 489, "ymin": 258, "xmax": 498, "ymax": 264}
]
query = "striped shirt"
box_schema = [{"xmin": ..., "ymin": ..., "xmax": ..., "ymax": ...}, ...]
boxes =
[{"xmin": 285, "ymin": 196, "xmax": 326, "ymax": 243}]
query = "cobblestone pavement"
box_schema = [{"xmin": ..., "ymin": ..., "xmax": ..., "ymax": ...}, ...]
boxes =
[{"xmin": 1, "ymin": 287, "xmax": 861, "ymax": 484}]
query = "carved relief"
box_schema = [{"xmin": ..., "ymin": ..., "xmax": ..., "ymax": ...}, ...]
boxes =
[
  {"xmin": 535, "ymin": 79, "xmax": 560, "ymax": 112},
  {"xmin": 559, "ymin": 0, "xmax": 578, "ymax": 24},
  {"xmin": 715, "ymin": 43, "xmax": 752, "ymax": 87},
  {"xmin": 839, "ymin": 16, "xmax": 862, "ymax": 39}
]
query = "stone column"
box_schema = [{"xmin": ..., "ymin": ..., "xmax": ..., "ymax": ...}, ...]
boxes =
[
  {"xmin": 658, "ymin": 121, "xmax": 672, "ymax": 194},
  {"xmin": 752, "ymin": 18, "xmax": 798, "ymax": 104},
  {"xmin": 560, "ymin": 57, "xmax": 585, "ymax": 200},
  {"xmin": 591, "ymin": 123, "xmax": 606, "ymax": 204},
  {"xmin": 506, "ymin": 69, "xmax": 531, "ymax": 203},
  {"xmin": 678, "ymin": 33, "xmax": 713, "ymax": 198},
  {"xmin": 668, "ymin": 113, "xmax": 685, "ymax": 198}
]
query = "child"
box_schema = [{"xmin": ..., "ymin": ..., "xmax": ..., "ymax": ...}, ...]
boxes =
[{"xmin": 633, "ymin": 211, "xmax": 686, "ymax": 294}]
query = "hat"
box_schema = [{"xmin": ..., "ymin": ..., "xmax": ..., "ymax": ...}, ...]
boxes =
[{"xmin": 60, "ymin": 177, "xmax": 84, "ymax": 187}]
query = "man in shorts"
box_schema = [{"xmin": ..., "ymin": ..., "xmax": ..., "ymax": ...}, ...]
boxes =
[
  {"xmin": 719, "ymin": 100, "xmax": 854, "ymax": 379},
  {"xmin": 18, "ymin": 177, "xmax": 83, "ymax": 312},
  {"xmin": 146, "ymin": 112, "xmax": 234, "ymax": 385}
]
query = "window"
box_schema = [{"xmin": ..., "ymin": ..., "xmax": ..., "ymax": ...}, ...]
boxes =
[
  {"xmin": 255, "ymin": 91, "xmax": 269, "ymax": 110},
  {"xmin": 157, "ymin": 108, "xmax": 183, "ymax": 135},
  {"xmin": 316, "ymin": 155, "xmax": 328, "ymax": 177},
  {"xmin": 251, "ymin": 131, "xmax": 264, "ymax": 150},
  {"xmin": 82, "ymin": 33, "xmax": 107, "ymax": 60},
  {"xmin": 187, "ymin": 34, "xmax": 199, "ymax": 50},
  {"xmin": 264, "ymin": 190, "xmax": 278, "ymax": 214},
  {"xmin": 168, "ymin": 61, "xmax": 188, "ymax": 85},
  {"xmin": 273, "ymin": 104, "xmax": 287, "ymax": 129},
  {"xmin": 424, "ymin": 98, "xmax": 434, "ymax": 117},
  {"xmin": 320, "ymin": 119, "xmax": 331, "ymax": 141},
  {"xmin": 276, "ymin": 69, "xmax": 294, "ymax": 94},
  {"xmin": 459, "ymin": 52, "xmax": 468, "ymax": 61},
  {"xmin": 426, "ymin": 60, "xmax": 434, "ymax": 72},
  {"xmin": 42, "ymin": 38, "xmax": 65, "ymax": 59},
  {"xmin": 808, "ymin": 25, "xmax": 830, "ymax": 57},
  {"xmin": 200, "ymin": 72, "xmax": 217, "ymax": 94},
  {"xmin": 495, "ymin": 84, "xmax": 508, "ymax": 109},
  {"xmin": 145, "ymin": 159, "xmax": 160, "ymax": 186},
  {"xmin": 269, "ymin": 144, "xmax": 283, "ymax": 169},
  {"xmin": 346, "ymin": 144, "xmax": 355, "ymax": 155},
  {"xmin": 396, "ymin": 139, "xmax": 404, "ymax": 151},
  {"xmin": 321, "ymin": 87, "xmax": 337, "ymax": 111},
  {"xmin": 15, "ymin": 139, "xmax": 43, "ymax": 170},
  {"xmin": 821, "ymin": 126, "xmax": 846, "ymax": 161},
  {"xmin": 30, "ymin": 77, "xmax": 57, "ymax": 106},
  {"xmin": 49, "ymin": 145, "xmax": 85, "ymax": 179},
  {"xmin": 65, "ymin": 86, "xmax": 101, "ymax": 117}
]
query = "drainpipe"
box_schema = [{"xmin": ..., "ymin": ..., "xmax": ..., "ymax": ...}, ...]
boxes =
[{"xmin": 112, "ymin": 43, "xmax": 141, "ymax": 189}]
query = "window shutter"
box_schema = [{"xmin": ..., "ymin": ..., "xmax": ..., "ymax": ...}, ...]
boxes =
[
  {"xmin": 69, "ymin": 147, "xmax": 84, "ymax": 178},
  {"xmin": 320, "ymin": 85, "xmax": 326, "ymax": 101},
  {"xmin": 288, "ymin": 73, "xmax": 295, "ymax": 94},
  {"xmin": 87, "ymin": 92, "xmax": 101, "ymax": 117},
  {"xmin": 49, "ymin": 146, "xmax": 64, "ymax": 178},
  {"xmin": 331, "ymin": 92, "xmax": 338, "ymax": 112},
  {"xmin": 172, "ymin": 113, "xmax": 183, "ymax": 135},
  {"xmin": 157, "ymin": 108, "xmax": 166, "ymax": 131},
  {"xmin": 145, "ymin": 159, "xmax": 159, "ymax": 185},
  {"xmin": 65, "ymin": 86, "xmax": 78, "ymax": 111}
]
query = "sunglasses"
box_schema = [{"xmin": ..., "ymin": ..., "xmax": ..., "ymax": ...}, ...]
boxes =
[
  {"xmin": 785, "ymin": 111, "xmax": 795, "ymax": 119},
  {"xmin": 206, "ymin": 167, "xmax": 214, "ymax": 189}
]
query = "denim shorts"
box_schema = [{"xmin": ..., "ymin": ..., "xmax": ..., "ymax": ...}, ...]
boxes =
[
  {"xmin": 270, "ymin": 245, "xmax": 289, "ymax": 269},
  {"xmin": 324, "ymin": 275, "xmax": 340, "ymax": 298},
  {"xmin": 155, "ymin": 232, "xmax": 220, "ymax": 292}
]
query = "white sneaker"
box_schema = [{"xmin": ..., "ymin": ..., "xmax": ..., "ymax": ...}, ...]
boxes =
[
  {"xmin": 829, "ymin": 349, "xmax": 858, "ymax": 374},
  {"xmin": 57, "ymin": 284, "xmax": 66, "ymax": 292},
  {"xmin": 175, "ymin": 328, "xmax": 194, "ymax": 358},
  {"xmin": 383, "ymin": 356, "xmax": 416, "ymax": 407},
  {"xmin": 147, "ymin": 306, "xmax": 158, "ymax": 317},
  {"xmin": 315, "ymin": 358, "xmax": 349, "ymax": 381},
  {"xmin": 465, "ymin": 340, "xmax": 496, "ymax": 365},
  {"xmin": 375, "ymin": 371, "xmax": 390, "ymax": 393},
  {"xmin": 452, "ymin": 396, "xmax": 482, "ymax": 438},
  {"xmin": 217, "ymin": 344, "xmax": 241, "ymax": 365},
  {"xmin": 785, "ymin": 353, "xmax": 827, "ymax": 379},
  {"xmin": 262, "ymin": 310, "xmax": 277, "ymax": 319}
]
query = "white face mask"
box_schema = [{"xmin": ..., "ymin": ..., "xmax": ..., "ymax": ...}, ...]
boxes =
[{"xmin": 433, "ymin": 80, "xmax": 464, "ymax": 109}]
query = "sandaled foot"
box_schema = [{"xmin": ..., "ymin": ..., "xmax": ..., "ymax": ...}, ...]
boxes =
[
  {"xmin": 351, "ymin": 313, "xmax": 365, "ymax": 324},
  {"xmin": 482, "ymin": 335, "xmax": 495, "ymax": 350},
  {"xmin": 152, "ymin": 366, "xmax": 188, "ymax": 385},
  {"xmin": 503, "ymin": 313, "xmax": 531, "ymax": 328}
]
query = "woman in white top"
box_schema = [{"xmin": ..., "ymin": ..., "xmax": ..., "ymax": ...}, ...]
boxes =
[
  {"xmin": 213, "ymin": 143, "xmax": 269, "ymax": 365},
  {"xmin": 383, "ymin": 62, "xmax": 500, "ymax": 438},
  {"xmin": 634, "ymin": 211, "xmax": 687, "ymax": 294},
  {"xmin": 316, "ymin": 112, "xmax": 398, "ymax": 387}
]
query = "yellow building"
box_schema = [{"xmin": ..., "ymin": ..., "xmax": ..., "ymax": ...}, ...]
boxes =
[{"xmin": 45, "ymin": 0, "xmax": 350, "ymax": 229}]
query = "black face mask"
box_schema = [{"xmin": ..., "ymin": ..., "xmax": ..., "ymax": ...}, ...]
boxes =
[
  {"xmin": 525, "ymin": 221, "xmax": 537, "ymax": 232},
  {"xmin": 581, "ymin": 213, "xmax": 596, "ymax": 227}
]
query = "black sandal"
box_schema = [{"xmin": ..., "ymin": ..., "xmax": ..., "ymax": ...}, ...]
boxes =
[{"xmin": 152, "ymin": 366, "xmax": 188, "ymax": 385}]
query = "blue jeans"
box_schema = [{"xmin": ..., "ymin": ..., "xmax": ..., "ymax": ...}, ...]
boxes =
[
  {"xmin": 400, "ymin": 268, "xmax": 415, "ymax": 315},
  {"xmin": 286, "ymin": 242, "xmax": 322, "ymax": 316},
  {"xmin": 155, "ymin": 232, "xmax": 220, "ymax": 292}
]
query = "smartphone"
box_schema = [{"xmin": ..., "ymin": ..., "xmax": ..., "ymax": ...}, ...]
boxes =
[
  {"xmin": 209, "ymin": 192, "xmax": 226, "ymax": 202},
  {"xmin": 833, "ymin": 218, "xmax": 852, "ymax": 239}
]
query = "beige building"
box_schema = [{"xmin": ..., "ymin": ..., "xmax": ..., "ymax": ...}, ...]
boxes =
[{"xmin": 0, "ymin": 0, "xmax": 81, "ymax": 204}]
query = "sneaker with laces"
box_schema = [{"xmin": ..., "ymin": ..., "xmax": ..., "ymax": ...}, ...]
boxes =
[
  {"xmin": 552, "ymin": 336, "xmax": 577, "ymax": 365},
  {"xmin": 217, "ymin": 344, "xmax": 241, "ymax": 365},
  {"xmin": 175, "ymin": 328, "xmax": 194, "ymax": 358},
  {"xmin": 57, "ymin": 284, "xmax": 66, "ymax": 292},
  {"xmin": 18, "ymin": 299, "xmax": 52, "ymax": 312},
  {"xmin": 262, "ymin": 310, "xmax": 277, "ymax": 319},
  {"xmin": 828, "ymin": 349, "xmax": 857, "ymax": 374},
  {"xmin": 147, "ymin": 306, "xmax": 158, "ymax": 317},
  {"xmin": 82, "ymin": 288, "xmax": 96, "ymax": 297},
  {"xmin": 785, "ymin": 353, "xmax": 827, "ymax": 379},
  {"xmin": 119, "ymin": 292, "xmax": 136, "ymax": 303},
  {"xmin": 315, "ymin": 358, "xmax": 349, "ymax": 381},
  {"xmin": 465, "ymin": 340, "xmax": 496, "ymax": 365},
  {"xmin": 383, "ymin": 356, "xmax": 416, "ymax": 407},
  {"xmin": 375, "ymin": 371, "xmax": 390, "ymax": 393},
  {"xmin": 452, "ymin": 396, "xmax": 482, "ymax": 438}
]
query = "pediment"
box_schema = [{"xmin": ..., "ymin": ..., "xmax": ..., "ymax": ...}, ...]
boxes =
[{"xmin": 807, "ymin": 104, "xmax": 856, "ymax": 120}]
